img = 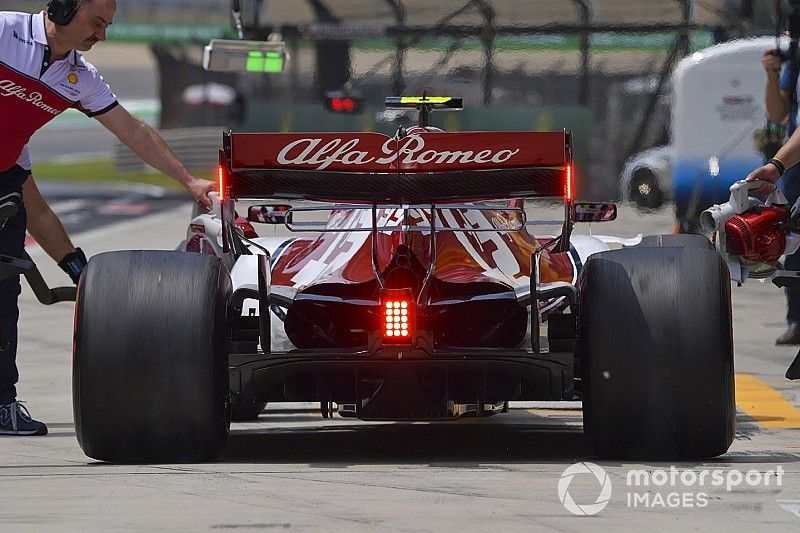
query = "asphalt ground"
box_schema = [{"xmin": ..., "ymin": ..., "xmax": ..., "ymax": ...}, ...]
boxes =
[
  {"xmin": 27, "ymin": 181, "xmax": 188, "ymax": 245},
  {"xmin": 2, "ymin": 199, "xmax": 800, "ymax": 531}
]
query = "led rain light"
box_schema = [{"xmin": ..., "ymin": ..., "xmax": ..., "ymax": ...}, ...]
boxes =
[
  {"xmin": 381, "ymin": 291, "xmax": 413, "ymax": 344},
  {"xmin": 217, "ymin": 165, "xmax": 225, "ymax": 202},
  {"xmin": 203, "ymin": 39, "xmax": 288, "ymax": 73},
  {"xmin": 566, "ymin": 164, "xmax": 573, "ymax": 201}
]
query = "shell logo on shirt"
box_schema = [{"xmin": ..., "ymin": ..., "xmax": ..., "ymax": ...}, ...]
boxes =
[{"xmin": 67, "ymin": 73, "xmax": 78, "ymax": 84}]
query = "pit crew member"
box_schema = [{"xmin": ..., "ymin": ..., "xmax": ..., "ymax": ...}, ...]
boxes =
[
  {"xmin": 751, "ymin": 48, "xmax": 800, "ymax": 344},
  {"xmin": 0, "ymin": 0, "xmax": 214, "ymax": 435}
]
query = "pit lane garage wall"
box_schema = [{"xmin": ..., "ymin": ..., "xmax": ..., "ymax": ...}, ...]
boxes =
[{"xmin": 672, "ymin": 36, "xmax": 778, "ymax": 229}]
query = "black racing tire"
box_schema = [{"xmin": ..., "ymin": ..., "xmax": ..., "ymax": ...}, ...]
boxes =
[
  {"xmin": 677, "ymin": 213, "xmax": 704, "ymax": 235},
  {"xmin": 638, "ymin": 234, "xmax": 713, "ymax": 249},
  {"xmin": 231, "ymin": 402, "xmax": 267, "ymax": 421},
  {"xmin": 629, "ymin": 169, "xmax": 665, "ymax": 211},
  {"xmin": 73, "ymin": 251, "xmax": 232, "ymax": 463},
  {"xmin": 578, "ymin": 244, "xmax": 735, "ymax": 459}
]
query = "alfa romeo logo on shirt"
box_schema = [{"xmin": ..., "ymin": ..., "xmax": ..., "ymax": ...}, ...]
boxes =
[
  {"xmin": 0, "ymin": 80, "xmax": 61, "ymax": 115},
  {"xmin": 67, "ymin": 73, "xmax": 78, "ymax": 84}
]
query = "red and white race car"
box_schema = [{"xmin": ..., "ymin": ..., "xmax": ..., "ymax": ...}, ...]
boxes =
[{"xmin": 72, "ymin": 97, "xmax": 735, "ymax": 463}]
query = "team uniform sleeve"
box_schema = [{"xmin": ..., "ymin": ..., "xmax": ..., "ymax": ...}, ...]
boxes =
[
  {"xmin": 75, "ymin": 60, "xmax": 119, "ymax": 118},
  {"xmin": 2, "ymin": 14, "xmax": 30, "ymax": 171},
  {"xmin": 15, "ymin": 145, "xmax": 31, "ymax": 172}
]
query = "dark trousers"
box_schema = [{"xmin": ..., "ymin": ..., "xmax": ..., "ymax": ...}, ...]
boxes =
[
  {"xmin": 781, "ymin": 164, "xmax": 800, "ymax": 324},
  {"xmin": 0, "ymin": 166, "xmax": 29, "ymax": 404}
]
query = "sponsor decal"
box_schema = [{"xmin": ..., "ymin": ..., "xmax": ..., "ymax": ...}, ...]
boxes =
[
  {"xmin": 67, "ymin": 73, "xmax": 78, "ymax": 84},
  {"xmin": 58, "ymin": 83, "xmax": 79, "ymax": 96},
  {"xmin": 276, "ymin": 134, "xmax": 521, "ymax": 171},
  {"xmin": 0, "ymin": 80, "xmax": 62, "ymax": 115},
  {"xmin": 716, "ymin": 94, "xmax": 758, "ymax": 121},
  {"xmin": 11, "ymin": 30, "xmax": 33, "ymax": 46}
]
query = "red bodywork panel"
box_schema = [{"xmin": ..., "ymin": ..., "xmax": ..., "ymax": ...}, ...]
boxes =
[{"xmin": 270, "ymin": 207, "xmax": 575, "ymax": 293}]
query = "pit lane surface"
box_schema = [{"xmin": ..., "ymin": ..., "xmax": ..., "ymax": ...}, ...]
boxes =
[
  {"xmin": 27, "ymin": 181, "xmax": 188, "ymax": 244},
  {"xmin": 3, "ymin": 199, "xmax": 800, "ymax": 531}
]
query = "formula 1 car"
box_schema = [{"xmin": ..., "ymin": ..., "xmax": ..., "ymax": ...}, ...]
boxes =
[{"xmin": 72, "ymin": 97, "xmax": 735, "ymax": 463}]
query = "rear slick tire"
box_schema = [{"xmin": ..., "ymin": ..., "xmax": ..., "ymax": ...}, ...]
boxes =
[
  {"xmin": 638, "ymin": 233, "xmax": 712, "ymax": 249},
  {"xmin": 578, "ymin": 242, "xmax": 735, "ymax": 459},
  {"xmin": 73, "ymin": 251, "xmax": 232, "ymax": 463}
]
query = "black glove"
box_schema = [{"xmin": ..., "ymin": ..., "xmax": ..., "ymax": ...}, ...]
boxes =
[{"xmin": 58, "ymin": 248, "xmax": 87, "ymax": 284}]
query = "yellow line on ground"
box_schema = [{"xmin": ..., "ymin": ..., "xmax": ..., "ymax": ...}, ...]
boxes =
[{"xmin": 736, "ymin": 374, "xmax": 800, "ymax": 429}]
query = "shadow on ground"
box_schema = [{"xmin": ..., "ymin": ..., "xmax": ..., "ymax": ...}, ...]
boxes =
[
  {"xmin": 218, "ymin": 410, "xmax": 800, "ymax": 466},
  {"xmin": 221, "ymin": 409, "xmax": 587, "ymax": 465}
]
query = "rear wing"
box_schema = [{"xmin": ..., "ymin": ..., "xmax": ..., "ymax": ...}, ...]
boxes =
[{"xmin": 220, "ymin": 131, "xmax": 573, "ymax": 204}]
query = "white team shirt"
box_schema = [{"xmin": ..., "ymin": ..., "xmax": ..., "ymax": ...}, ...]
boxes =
[{"xmin": 0, "ymin": 11, "xmax": 117, "ymax": 171}]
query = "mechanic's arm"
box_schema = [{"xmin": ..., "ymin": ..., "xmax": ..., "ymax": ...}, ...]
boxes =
[
  {"xmin": 764, "ymin": 50, "xmax": 790, "ymax": 122},
  {"xmin": 95, "ymin": 106, "xmax": 214, "ymax": 208},
  {"xmin": 747, "ymin": 124, "xmax": 800, "ymax": 196},
  {"xmin": 22, "ymin": 176, "xmax": 86, "ymax": 284}
]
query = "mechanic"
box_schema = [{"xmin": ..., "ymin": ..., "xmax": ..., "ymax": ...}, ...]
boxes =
[
  {"xmin": 0, "ymin": 0, "xmax": 214, "ymax": 435},
  {"xmin": 749, "ymin": 48, "xmax": 800, "ymax": 345}
]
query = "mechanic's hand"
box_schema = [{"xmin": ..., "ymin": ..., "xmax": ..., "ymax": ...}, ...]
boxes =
[
  {"xmin": 186, "ymin": 176, "xmax": 214, "ymax": 210},
  {"xmin": 745, "ymin": 164, "xmax": 781, "ymax": 195},
  {"xmin": 58, "ymin": 247, "xmax": 87, "ymax": 285},
  {"xmin": 763, "ymin": 49, "xmax": 783, "ymax": 75}
]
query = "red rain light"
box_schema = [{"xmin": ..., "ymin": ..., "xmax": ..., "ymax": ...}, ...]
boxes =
[
  {"xmin": 565, "ymin": 164, "xmax": 573, "ymax": 201},
  {"xmin": 217, "ymin": 165, "xmax": 226, "ymax": 202},
  {"xmin": 381, "ymin": 290, "xmax": 414, "ymax": 344}
]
